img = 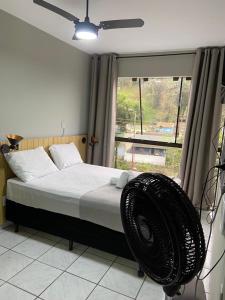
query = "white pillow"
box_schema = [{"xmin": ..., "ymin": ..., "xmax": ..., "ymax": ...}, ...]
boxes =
[
  {"xmin": 5, "ymin": 146, "xmax": 58, "ymax": 182},
  {"xmin": 110, "ymin": 177, "xmax": 118, "ymax": 185},
  {"xmin": 116, "ymin": 172, "xmax": 129, "ymax": 189},
  {"xmin": 49, "ymin": 143, "xmax": 83, "ymax": 170},
  {"xmin": 128, "ymin": 170, "xmax": 140, "ymax": 182}
]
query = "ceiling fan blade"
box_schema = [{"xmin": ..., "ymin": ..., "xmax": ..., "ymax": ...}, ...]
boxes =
[
  {"xmin": 33, "ymin": 0, "xmax": 79, "ymax": 23},
  {"xmin": 99, "ymin": 18, "xmax": 144, "ymax": 30}
]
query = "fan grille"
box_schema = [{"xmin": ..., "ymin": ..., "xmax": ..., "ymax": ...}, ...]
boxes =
[{"xmin": 120, "ymin": 173, "xmax": 206, "ymax": 288}]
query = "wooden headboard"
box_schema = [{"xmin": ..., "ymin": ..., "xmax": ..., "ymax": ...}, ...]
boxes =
[{"xmin": 0, "ymin": 134, "xmax": 87, "ymax": 225}]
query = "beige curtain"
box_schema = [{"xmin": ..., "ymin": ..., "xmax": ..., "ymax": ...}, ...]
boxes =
[
  {"xmin": 87, "ymin": 54, "xmax": 118, "ymax": 167},
  {"xmin": 180, "ymin": 47, "xmax": 224, "ymax": 207}
]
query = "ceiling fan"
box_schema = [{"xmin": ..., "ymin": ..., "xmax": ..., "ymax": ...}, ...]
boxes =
[{"xmin": 33, "ymin": 0, "xmax": 144, "ymax": 40}]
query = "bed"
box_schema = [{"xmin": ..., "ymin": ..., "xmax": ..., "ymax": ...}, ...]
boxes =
[{"xmin": 6, "ymin": 163, "xmax": 135, "ymax": 260}]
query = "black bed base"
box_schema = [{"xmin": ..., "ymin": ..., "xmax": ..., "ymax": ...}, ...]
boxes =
[{"xmin": 6, "ymin": 199, "xmax": 134, "ymax": 261}]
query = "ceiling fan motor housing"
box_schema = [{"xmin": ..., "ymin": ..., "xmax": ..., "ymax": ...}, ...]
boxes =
[
  {"xmin": 120, "ymin": 173, "xmax": 206, "ymax": 297},
  {"xmin": 75, "ymin": 21, "xmax": 98, "ymax": 38}
]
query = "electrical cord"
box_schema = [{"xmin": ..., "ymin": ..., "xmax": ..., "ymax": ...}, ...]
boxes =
[
  {"xmin": 199, "ymin": 166, "xmax": 218, "ymax": 220},
  {"xmin": 212, "ymin": 124, "xmax": 225, "ymax": 160},
  {"xmin": 204, "ymin": 173, "xmax": 220, "ymax": 207},
  {"xmin": 194, "ymin": 123, "xmax": 225, "ymax": 298},
  {"xmin": 204, "ymin": 171, "xmax": 222, "ymax": 218},
  {"xmin": 199, "ymin": 250, "xmax": 225, "ymax": 280},
  {"xmin": 194, "ymin": 168, "xmax": 225, "ymax": 299}
]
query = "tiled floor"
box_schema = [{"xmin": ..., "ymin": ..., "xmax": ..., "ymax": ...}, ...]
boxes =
[{"xmin": 0, "ymin": 218, "xmax": 217, "ymax": 300}]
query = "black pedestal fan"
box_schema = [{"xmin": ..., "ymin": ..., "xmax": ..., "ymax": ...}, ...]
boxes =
[{"xmin": 120, "ymin": 173, "xmax": 206, "ymax": 299}]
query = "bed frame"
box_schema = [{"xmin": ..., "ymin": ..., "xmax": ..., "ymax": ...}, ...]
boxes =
[{"xmin": 6, "ymin": 199, "xmax": 134, "ymax": 260}]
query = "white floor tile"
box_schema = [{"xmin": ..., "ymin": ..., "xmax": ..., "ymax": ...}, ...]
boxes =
[
  {"xmin": 100, "ymin": 262, "xmax": 144, "ymax": 298},
  {"xmin": 4, "ymin": 224, "xmax": 36, "ymax": 236},
  {"xmin": 41, "ymin": 272, "xmax": 95, "ymax": 300},
  {"xmin": 137, "ymin": 278, "xmax": 164, "ymax": 300},
  {"xmin": 86, "ymin": 247, "xmax": 116, "ymax": 261},
  {"xmin": 73, "ymin": 242, "xmax": 89, "ymax": 251},
  {"xmin": 19, "ymin": 226, "xmax": 38, "ymax": 235},
  {"xmin": 0, "ymin": 280, "xmax": 4, "ymax": 287},
  {"xmin": 59, "ymin": 239, "xmax": 88, "ymax": 251},
  {"xmin": 88, "ymin": 286, "xmax": 131, "ymax": 300},
  {"xmin": 12, "ymin": 236, "xmax": 55, "ymax": 259},
  {"xmin": 0, "ymin": 283, "xmax": 35, "ymax": 300},
  {"xmin": 35, "ymin": 231, "xmax": 61, "ymax": 242},
  {"xmin": 3, "ymin": 224, "xmax": 20, "ymax": 232},
  {"xmin": 0, "ymin": 250, "xmax": 32, "ymax": 281},
  {"xmin": 0, "ymin": 245, "xmax": 8, "ymax": 255},
  {"xmin": 38, "ymin": 242, "xmax": 83, "ymax": 270},
  {"xmin": 9, "ymin": 261, "xmax": 62, "ymax": 296},
  {"xmin": 0, "ymin": 229, "xmax": 29, "ymax": 248},
  {"xmin": 67, "ymin": 252, "xmax": 112, "ymax": 283},
  {"xmin": 115, "ymin": 257, "xmax": 138, "ymax": 270}
]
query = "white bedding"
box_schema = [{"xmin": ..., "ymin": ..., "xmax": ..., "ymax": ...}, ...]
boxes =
[
  {"xmin": 7, "ymin": 163, "xmax": 181, "ymax": 232},
  {"xmin": 7, "ymin": 163, "xmax": 123, "ymax": 219}
]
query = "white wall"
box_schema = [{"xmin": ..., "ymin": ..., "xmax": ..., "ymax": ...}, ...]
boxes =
[
  {"xmin": 203, "ymin": 187, "xmax": 225, "ymax": 300},
  {"xmin": 0, "ymin": 10, "xmax": 90, "ymax": 138},
  {"xmin": 211, "ymin": 189, "xmax": 225, "ymax": 299}
]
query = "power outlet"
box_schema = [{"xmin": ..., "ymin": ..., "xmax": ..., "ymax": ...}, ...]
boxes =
[
  {"xmin": 220, "ymin": 283, "xmax": 224, "ymax": 300},
  {"xmin": 61, "ymin": 120, "xmax": 66, "ymax": 130},
  {"xmin": 61, "ymin": 120, "xmax": 66, "ymax": 136}
]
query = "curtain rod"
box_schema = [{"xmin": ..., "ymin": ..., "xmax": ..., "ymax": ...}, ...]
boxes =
[
  {"xmin": 116, "ymin": 52, "xmax": 196, "ymax": 59},
  {"xmin": 91, "ymin": 51, "xmax": 196, "ymax": 59}
]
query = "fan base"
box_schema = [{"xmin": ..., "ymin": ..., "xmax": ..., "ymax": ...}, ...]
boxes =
[{"xmin": 165, "ymin": 279, "xmax": 206, "ymax": 300}]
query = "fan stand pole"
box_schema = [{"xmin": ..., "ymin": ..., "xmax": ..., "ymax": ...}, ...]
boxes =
[{"xmin": 164, "ymin": 278, "xmax": 206, "ymax": 300}]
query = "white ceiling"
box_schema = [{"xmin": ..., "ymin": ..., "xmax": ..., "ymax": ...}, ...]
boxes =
[{"xmin": 1, "ymin": 0, "xmax": 225, "ymax": 54}]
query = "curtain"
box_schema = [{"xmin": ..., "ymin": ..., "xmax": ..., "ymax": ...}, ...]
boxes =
[
  {"xmin": 180, "ymin": 47, "xmax": 225, "ymax": 207},
  {"xmin": 87, "ymin": 54, "xmax": 118, "ymax": 167}
]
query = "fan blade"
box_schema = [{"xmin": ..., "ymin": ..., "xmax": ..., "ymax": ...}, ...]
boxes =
[
  {"xmin": 33, "ymin": 0, "xmax": 79, "ymax": 23},
  {"xmin": 99, "ymin": 18, "xmax": 144, "ymax": 30}
]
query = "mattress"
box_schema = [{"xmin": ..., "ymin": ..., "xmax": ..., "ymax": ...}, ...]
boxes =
[
  {"xmin": 7, "ymin": 163, "xmax": 181, "ymax": 233},
  {"xmin": 7, "ymin": 163, "xmax": 122, "ymax": 219},
  {"xmin": 80, "ymin": 185, "xmax": 123, "ymax": 232}
]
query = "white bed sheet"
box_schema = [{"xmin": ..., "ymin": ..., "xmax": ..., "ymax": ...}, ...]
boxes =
[{"xmin": 7, "ymin": 163, "xmax": 123, "ymax": 218}]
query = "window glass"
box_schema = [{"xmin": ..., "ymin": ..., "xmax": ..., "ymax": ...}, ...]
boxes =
[
  {"xmin": 115, "ymin": 77, "xmax": 192, "ymax": 177},
  {"xmin": 115, "ymin": 142, "xmax": 182, "ymax": 177},
  {"xmin": 116, "ymin": 77, "xmax": 191, "ymax": 143},
  {"xmin": 141, "ymin": 77, "xmax": 180, "ymax": 142}
]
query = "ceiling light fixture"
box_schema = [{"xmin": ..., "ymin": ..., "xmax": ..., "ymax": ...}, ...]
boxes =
[{"xmin": 75, "ymin": 20, "xmax": 98, "ymax": 40}]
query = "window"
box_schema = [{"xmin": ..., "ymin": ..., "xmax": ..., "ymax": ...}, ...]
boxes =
[{"xmin": 115, "ymin": 77, "xmax": 192, "ymax": 177}]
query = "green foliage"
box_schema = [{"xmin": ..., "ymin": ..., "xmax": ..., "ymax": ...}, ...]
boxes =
[{"xmin": 116, "ymin": 77, "xmax": 191, "ymax": 133}]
